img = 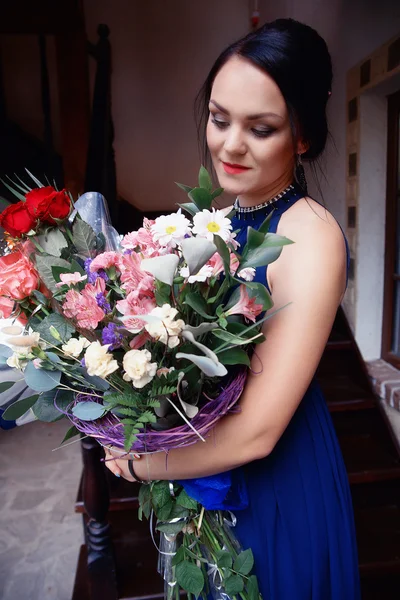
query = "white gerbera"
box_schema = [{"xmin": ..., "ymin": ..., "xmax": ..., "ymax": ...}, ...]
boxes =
[
  {"xmin": 151, "ymin": 210, "xmax": 191, "ymax": 248},
  {"xmin": 192, "ymin": 208, "xmax": 232, "ymax": 242}
]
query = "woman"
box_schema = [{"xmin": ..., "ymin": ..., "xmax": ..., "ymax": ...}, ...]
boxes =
[{"xmin": 104, "ymin": 18, "xmax": 361, "ymax": 599}]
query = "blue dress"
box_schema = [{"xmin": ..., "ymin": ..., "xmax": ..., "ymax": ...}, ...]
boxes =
[{"xmin": 182, "ymin": 184, "xmax": 361, "ymax": 599}]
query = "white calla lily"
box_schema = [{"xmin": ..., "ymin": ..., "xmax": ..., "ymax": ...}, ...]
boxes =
[
  {"xmin": 175, "ymin": 352, "xmax": 228, "ymax": 377},
  {"xmin": 181, "ymin": 237, "xmax": 217, "ymax": 275},
  {"xmin": 141, "ymin": 254, "xmax": 179, "ymax": 286}
]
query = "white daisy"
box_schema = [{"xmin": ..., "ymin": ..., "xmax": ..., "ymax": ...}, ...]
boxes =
[
  {"xmin": 192, "ymin": 208, "xmax": 233, "ymax": 242},
  {"xmin": 151, "ymin": 210, "xmax": 191, "ymax": 248}
]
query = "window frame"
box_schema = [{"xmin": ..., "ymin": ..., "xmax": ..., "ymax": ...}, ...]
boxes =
[{"xmin": 382, "ymin": 89, "xmax": 400, "ymax": 369}]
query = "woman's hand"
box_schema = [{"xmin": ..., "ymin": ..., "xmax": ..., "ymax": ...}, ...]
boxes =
[{"xmin": 103, "ymin": 445, "xmax": 141, "ymax": 482}]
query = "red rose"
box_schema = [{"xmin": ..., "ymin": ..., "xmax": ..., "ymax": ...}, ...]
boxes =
[
  {"xmin": 0, "ymin": 202, "xmax": 36, "ymax": 238},
  {"xmin": 25, "ymin": 186, "xmax": 71, "ymax": 224}
]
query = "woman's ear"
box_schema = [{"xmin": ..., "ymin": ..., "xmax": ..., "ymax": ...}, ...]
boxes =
[{"xmin": 296, "ymin": 139, "xmax": 309, "ymax": 155}]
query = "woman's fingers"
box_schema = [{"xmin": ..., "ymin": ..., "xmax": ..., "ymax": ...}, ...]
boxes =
[{"xmin": 103, "ymin": 451, "xmax": 123, "ymax": 477}]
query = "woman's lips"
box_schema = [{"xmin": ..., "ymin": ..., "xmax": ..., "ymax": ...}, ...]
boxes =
[{"xmin": 221, "ymin": 162, "xmax": 251, "ymax": 175}]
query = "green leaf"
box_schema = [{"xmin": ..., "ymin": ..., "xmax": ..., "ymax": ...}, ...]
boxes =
[
  {"xmin": 72, "ymin": 218, "xmax": 96, "ymax": 258},
  {"xmin": 240, "ymin": 233, "xmax": 293, "ymax": 270},
  {"xmin": 72, "ymin": 401, "xmax": 106, "ymax": 421},
  {"xmin": 32, "ymin": 388, "xmax": 73, "ymax": 422},
  {"xmin": 175, "ymin": 561, "xmax": 205, "ymax": 597},
  {"xmin": 175, "ymin": 182, "xmax": 193, "ymax": 194},
  {"xmin": 184, "ymin": 292, "xmax": 214, "ymax": 320},
  {"xmin": 123, "ymin": 423, "xmax": 138, "ymax": 452},
  {"xmin": 0, "ymin": 178, "xmax": 26, "ymax": 201},
  {"xmin": 211, "ymin": 187, "xmax": 224, "ymax": 200},
  {"xmin": 156, "ymin": 520, "xmax": 186, "ymax": 535},
  {"xmin": 245, "ymin": 227, "xmax": 265, "ymax": 251},
  {"xmin": 30, "ymin": 313, "xmax": 75, "ymax": 346},
  {"xmin": 138, "ymin": 484, "xmax": 152, "ymax": 519},
  {"xmin": 257, "ymin": 210, "xmax": 274, "ymax": 234},
  {"xmin": 35, "ymin": 255, "xmax": 71, "ymax": 293},
  {"xmin": 0, "ymin": 381, "xmax": 15, "ymax": 393},
  {"xmin": 247, "ymin": 574, "xmax": 260, "ymax": 600},
  {"xmin": 151, "ymin": 481, "xmax": 172, "ymax": 512},
  {"xmin": 213, "ymin": 234, "xmax": 231, "ymax": 277},
  {"xmin": 36, "ymin": 229, "xmax": 68, "ymax": 257},
  {"xmin": 155, "ymin": 281, "xmax": 171, "ymax": 307},
  {"xmin": 171, "ymin": 544, "xmax": 185, "ymax": 566},
  {"xmin": 61, "ymin": 425, "xmax": 80, "ymax": 444},
  {"xmin": 188, "ymin": 187, "xmax": 212, "ymax": 211},
  {"xmin": 218, "ymin": 348, "xmax": 250, "ymax": 366},
  {"xmin": 177, "ymin": 202, "xmax": 199, "ymax": 216},
  {"xmin": 224, "ymin": 574, "xmax": 244, "ymax": 596},
  {"xmin": 198, "ymin": 165, "xmax": 213, "ymax": 192},
  {"xmin": 216, "ymin": 550, "xmax": 232, "ymax": 568},
  {"xmin": 32, "ymin": 290, "xmax": 49, "ymax": 305},
  {"xmin": 176, "ymin": 489, "xmax": 198, "ymax": 510},
  {"xmin": 70, "ymin": 258, "xmax": 86, "ymax": 275},
  {"xmin": 181, "ymin": 236, "xmax": 217, "ymax": 276},
  {"xmin": 2, "ymin": 394, "xmax": 39, "ymax": 421},
  {"xmin": 233, "ymin": 549, "xmax": 254, "ymax": 575},
  {"xmin": 51, "ymin": 265, "xmax": 73, "ymax": 283},
  {"xmin": 212, "ymin": 329, "xmax": 263, "ymax": 346},
  {"xmin": 25, "ymin": 168, "xmax": 45, "ymax": 188}
]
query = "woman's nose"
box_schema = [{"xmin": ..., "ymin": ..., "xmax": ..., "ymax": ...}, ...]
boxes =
[{"xmin": 223, "ymin": 126, "xmax": 246, "ymax": 155}]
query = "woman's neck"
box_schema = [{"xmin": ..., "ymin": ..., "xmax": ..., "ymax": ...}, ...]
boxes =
[{"xmin": 237, "ymin": 174, "xmax": 294, "ymax": 208}]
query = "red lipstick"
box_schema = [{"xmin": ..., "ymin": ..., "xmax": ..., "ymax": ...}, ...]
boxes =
[{"xmin": 222, "ymin": 162, "xmax": 251, "ymax": 175}]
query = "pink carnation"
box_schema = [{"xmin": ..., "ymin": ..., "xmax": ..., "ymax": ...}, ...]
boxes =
[
  {"xmin": 117, "ymin": 293, "xmax": 156, "ymax": 333},
  {"xmin": 63, "ymin": 288, "xmax": 105, "ymax": 330},
  {"xmin": 120, "ymin": 252, "xmax": 155, "ymax": 297},
  {"xmin": 83, "ymin": 277, "xmax": 106, "ymax": 298},
  {"xmin": 90, "ymin": 251, "xmax": 122, "ymax": 272}
]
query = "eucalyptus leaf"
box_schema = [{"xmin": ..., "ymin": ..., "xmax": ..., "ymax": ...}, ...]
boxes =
[
  {"xmin": 188, "ymin": 187, "xmax": 212, "ymax": 211},
  {"xmin": 35, "ymin": 255, "xmax": 71, "ymax": 293},
  {"xmin": 0, "ymin": 344, "xmax": 13, "ymax": 359},
  {"xmin": 181, "ymin": 237, "xmax": 216, "ymax": 275},
  {"xmin": 73, "ymin": 218, "xmax": 96, "ymax": 258},
  {"xmin": 2, "ymin": 394, "xmax": 39, "ymax": 421},
  {"xmin": 24, "ymin": 362, "xmax": 61, "ymax": 392},
  {"xmin": 36, "ymin": 229, "xmax": 68, "ymax": 257},
  {"xmin": 0, "ymin": 381, "xmax": 15, "ymax": 393},
  {"xmin": 72, "ymin": 401, "xmax": 107, "ymax": 421},
  {"xmin": 32, "ymin": 389, "xmax": 72, "ymax": 422}
]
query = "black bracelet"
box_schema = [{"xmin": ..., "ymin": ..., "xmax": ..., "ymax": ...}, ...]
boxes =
[{"xmin": 128, "ymin": 459, "xmax": 146, "ymax": 483}]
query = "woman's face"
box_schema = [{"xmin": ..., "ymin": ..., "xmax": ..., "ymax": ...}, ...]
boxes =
[{"xmin": 206, "ymin": 56, "xmax": 299, "ymax": 202}]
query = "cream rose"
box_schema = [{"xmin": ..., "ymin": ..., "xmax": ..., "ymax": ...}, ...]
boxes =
[
  {"xmin": 144, "ymin": 304, "xmax": 185, "ymax": 349},
  {"xmin": 62, "ymin": 336, "xmax": 90, "ymax": 357},
  {"xmin": 123, "ymin": 349, "xmax": 157, "ymax": 389},
  {"xmin": 84, "ymin": 341, "xmax": 118, "ymax": 378}
]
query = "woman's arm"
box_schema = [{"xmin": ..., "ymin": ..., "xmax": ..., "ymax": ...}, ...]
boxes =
[{"xmin": 107, "ymin": 207, "xmax": 347, "ymax": 482}]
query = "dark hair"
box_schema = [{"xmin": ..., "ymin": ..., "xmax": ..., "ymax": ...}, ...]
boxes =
[{"xmin": 195, "ymin": 18, "xmax": 333, "ymax": 166}]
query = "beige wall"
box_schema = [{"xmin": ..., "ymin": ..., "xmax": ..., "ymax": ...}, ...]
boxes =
[{"xmin": 84, "ymin": 0, "xmax": 250, "ymax": 212}]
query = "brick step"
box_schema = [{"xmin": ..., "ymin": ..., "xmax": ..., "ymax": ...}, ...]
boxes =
[{"xmin": 332, "ymin": 407, "xmax": 400, "ymax": 483}]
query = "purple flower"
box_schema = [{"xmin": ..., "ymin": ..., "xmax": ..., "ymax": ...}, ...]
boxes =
[
  {"xmin": 80, "ymin": 357, "xmax": 86, "ymax": 368},
  {"xmin": 96, "ymin": 293, "xmax": 111, "ymax": 313},
  {"xmin": 102, "ymin": 323, "xmax": 124, "ymax": 350},
  {"xmin": 84, "ymin": 258, "xmax": 97, "ymax": 284}
]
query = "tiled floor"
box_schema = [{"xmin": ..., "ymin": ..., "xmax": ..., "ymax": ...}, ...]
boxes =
[{"xmin": 0, "ymin": 419, "xmax": 83, "ymax": 600}]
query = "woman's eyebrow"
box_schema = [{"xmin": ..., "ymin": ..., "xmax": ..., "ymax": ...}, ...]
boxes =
[{"xmin": 209, "ymin": 99, "xmax": 283, "ymax": 121}]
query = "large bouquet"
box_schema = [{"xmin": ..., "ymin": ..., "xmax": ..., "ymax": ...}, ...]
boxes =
[{"xmin": 0, "ymin": 168, "xmax": 291, "ymax": 600}]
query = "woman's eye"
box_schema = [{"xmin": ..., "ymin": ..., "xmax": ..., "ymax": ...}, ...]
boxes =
[
  {"xmin": 211, "ymin": 117, "xmax": 229, "ymax": 129},
  {"xmin": 252, "ymin": 128, "xmax": 274, "ymax": 138}
]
